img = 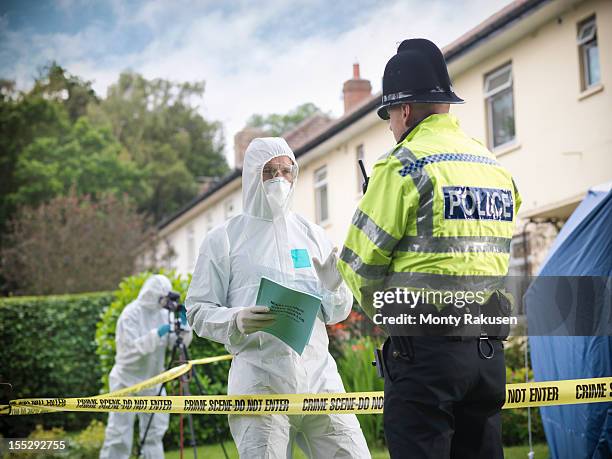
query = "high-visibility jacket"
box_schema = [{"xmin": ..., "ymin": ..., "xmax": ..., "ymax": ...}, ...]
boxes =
[{"xmin": 338, "ymin": 113, "xmax": 521, "ymax": 317}]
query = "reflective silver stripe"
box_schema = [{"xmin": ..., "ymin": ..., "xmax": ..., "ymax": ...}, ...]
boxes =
[
  {"xmin": 384, "ymin": 272, "xmax": 506, "ymax": 291},
  {"xmin": 392, "ymin": 147, "xmax": 417, "ymax": 167},
  {"xmin": 392, "ymin": 147, "xmax": 434, "ymax": 235},
  {"xmin": 396, "ymin": 236, "xmax": 511, "ymax": 254},
  {"xmin": 339, "ymin": 246, "xmax": 388, "ymax": 280},
  {"xmin": 416, "ymin": 174, "xmax": 434, "ymax": 235},
  {"xmin": 352, "ymin": 209, "xmax": 399, "ymax": 252}
]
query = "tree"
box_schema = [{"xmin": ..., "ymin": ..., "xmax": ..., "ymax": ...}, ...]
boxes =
[
  {"xmin": 90, "ymin": 72, "xmax": 229, "ymax": 220},
  {"xmin": 30, "ymin": 62, "xmax": 98, "ymax": 122},
  {"xmin": 246, "ymin": 102, "xmax": 324, "ymax": 136},
  {"xmin": 0, "ymin": 191, "xmax": 154, "ymax": 295},
  {"xmin": 6, "ymin": 117, "xmax": 146, "ymax": 211},
  {"xmin": 0, "ymin": 81, "xmax": 69, "ymax": 234}
]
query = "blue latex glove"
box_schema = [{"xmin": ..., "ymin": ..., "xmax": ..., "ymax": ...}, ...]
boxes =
[
  {"xmin": 157, "ymin": 324, "xmax": 171, "ymax": 337},
  {"xmin": 178, "ymin": 305, "xmax": 188, "ymax": 326}
]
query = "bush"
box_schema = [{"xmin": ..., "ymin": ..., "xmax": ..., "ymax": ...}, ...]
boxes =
[
  {"xmin": 5, "ymin": 424, "xmax": 69, "ymax": 459},
  {"xmin": 70, "ymin": 419, "xmax": 106, "ymax": 459},
  {"xmin": 95, "ymin": 271, "xmax": 231, "ymax": 447},
  {"xmin": 336, "ymin": 336, "xmax": 386, "ymax": 449},
  {"xmin": 0, "ymin": 292, "xmax": 112, "ymax": 437},
  {"xmin": 4, "ymin": 420, "xmax": 105, "ymax": 459},
  {"xmin": 327, "ymin": 307, "xmax": 384, "ymax": 360}
]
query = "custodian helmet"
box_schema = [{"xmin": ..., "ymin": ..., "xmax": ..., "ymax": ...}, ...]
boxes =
[{"xmin": 377, "ymin": 38, "xmax": 464, "ymax": 120}]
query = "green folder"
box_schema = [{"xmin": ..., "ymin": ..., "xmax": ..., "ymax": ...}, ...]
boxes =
[{"xmin": 256, "ymin": 276, "xmax": 322, "ymax": 355}]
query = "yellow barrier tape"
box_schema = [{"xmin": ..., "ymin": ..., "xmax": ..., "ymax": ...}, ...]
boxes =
[
  {"xmin": 99, "ymin": 355, "xmax": 233, "ymax": 398},
  {"xmin": 2, "ymin": 377, "xmax": 611, "ymax": 416}
]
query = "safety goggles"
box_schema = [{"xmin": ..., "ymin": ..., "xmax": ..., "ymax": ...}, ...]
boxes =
[{"xmin": 262, "ymin": 164, "xmax": 298, "ymax": 181}]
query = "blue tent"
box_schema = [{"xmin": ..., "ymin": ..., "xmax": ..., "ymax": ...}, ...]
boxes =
[{"xmin": 527, "ymin": 185, "xmax": 612, "ymax": 458}]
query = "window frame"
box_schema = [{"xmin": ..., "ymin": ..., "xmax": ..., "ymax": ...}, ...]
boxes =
[
  {"xmin": 186, "ymin": 225, "xmax": 196, "ymax": 269},
  {"xmin": 356, "ymin": 144, "xmax": 365, "ymax": 195},
  {"xmin": 313, "ymin": 166, "xmax": 329, "ymax": 225},
  {"xmin": 484, "ymin": 63, "xmax": 516, "ymax": 151},
  {"xmin": 577, "ymin": 16, "xmax": 600, "ymax": 90}
]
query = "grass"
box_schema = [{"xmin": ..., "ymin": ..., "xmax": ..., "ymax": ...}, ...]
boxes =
[
  {"xmin": 504, "ymin": 443, "xmax": 549, "ymax": 459},
  {"xmin": 165, "ymin": 442, "xmax": 549, "ymax": 458}
]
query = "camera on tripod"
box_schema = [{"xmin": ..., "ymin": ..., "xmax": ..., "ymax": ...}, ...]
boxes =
[
  {"xmin": 159, "ymin": 291, "xmax": 187, "ymax": 335},
  {"xmin": 159, "ymin": 291, "xmax": 181, "ymax": 312}
]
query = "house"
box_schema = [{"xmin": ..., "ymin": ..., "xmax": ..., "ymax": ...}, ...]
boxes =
[{"xmin": 151, "ymin": 0, "xmax": 611, "ymax": 278}]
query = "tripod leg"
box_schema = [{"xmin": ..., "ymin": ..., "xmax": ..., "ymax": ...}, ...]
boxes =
[
  {"xmin": 179, "ymin": 343, "xmax": 230, "ymax": 459},
  {"xmin": 135, "ymin": 338, "xmax": 180, "ymax": 457}
]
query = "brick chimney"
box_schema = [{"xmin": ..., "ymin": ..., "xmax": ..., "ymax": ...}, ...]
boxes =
[
  {"xmin": 233, "ymin": 126, "xmax": 267, "ymax": 169},
  {"xmin": 342, "ymin": 63, "xmax": 372, "ymax": 114}
]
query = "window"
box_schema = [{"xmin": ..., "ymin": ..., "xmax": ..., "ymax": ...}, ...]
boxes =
[
  {"xmin": 224, "ymin": 199, "xmax": 235, "ymax": 220},
  {"xmin": 484, "ymin": 63, "xmax": 515, "ymax": 150},
  {"xmin": 577, "ymin": 16, "xmax": 600, "ymax": 90},
  {"xmin": 186, "ymin": 225, "xmax": 196, "ymax": 269},
  {"xmin": 356, "ymin": 144, "xmax": 365, "ymax": 194},
  {"xmin": 314, "ymin": 166, "xmax": 328, "ymax": 224},
  {"xmin": 205, "ymin": 212, "xmax": 213, "ymax": 233}
]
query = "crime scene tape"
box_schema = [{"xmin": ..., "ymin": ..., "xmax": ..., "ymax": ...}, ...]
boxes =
[
  {"xmin": 2, "ymin": 377, "xmax": 611, "ymax": 416},
  {"xmin": 99, "ymin": 355, "xmax": 233, "ymax": 398}
]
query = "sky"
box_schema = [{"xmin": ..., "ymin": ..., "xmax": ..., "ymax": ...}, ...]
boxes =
[{"xmin": 1, "ymin": 0, "xmax": 513, "ymax": 166}]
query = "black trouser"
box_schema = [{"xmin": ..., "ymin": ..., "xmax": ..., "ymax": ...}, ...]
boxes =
[{"xmin": 382, "ymin": 336, "xmax": 505, "ymax": 459}]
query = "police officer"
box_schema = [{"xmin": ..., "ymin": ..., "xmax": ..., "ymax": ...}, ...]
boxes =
[{"xmin": 338, "ymin": 39, "xmax": 521, "ymax": 459}]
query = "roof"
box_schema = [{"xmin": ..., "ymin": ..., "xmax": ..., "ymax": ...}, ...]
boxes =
[{"xmin": 158, "ymin": 0, "xmax": 551, "ymax": 231}]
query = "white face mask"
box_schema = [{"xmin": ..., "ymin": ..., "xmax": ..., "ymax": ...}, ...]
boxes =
[{"xmin": 263, "ymin": 177, "xmax": 292, "ymax": 210}]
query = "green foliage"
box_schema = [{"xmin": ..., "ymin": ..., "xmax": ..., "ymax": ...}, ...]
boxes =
[
  {"xmin": 4, "ymin": 420, "xmax": 105, "ymax": 459},
  {"xmin": 5, "ymin": 424, "xmax": 69, "ymax": 459},
  {"xmin": 0, "ymin": 292, "xmax": 112, "ymax": 437},
  {"xmin": 91, "ymin": 71, "xmax": 229, "ymax": 220},
  {"xmin": 7, "ymin": 117, "xmax": 144, "ymax": 210},
  {"xmin": 95, "ymin": 271, "xmax": 231, "ymax": 446},
  {"xmin": 70, "ymin": 419, "xmax": 106, "ymax": 458},
  {"xmin": 336, "ymin": 337, "xmax": 386, "ymax": 450},
  {"xmin": 246, "ymin": 102, "xmax": 323, "ymax": 136},
  {"xmin": 0, "ymin": 86, "xmax": 69, "ymax": 236},
  {"xmin": 0, "ymin": 66, "xmax": 229, "ymax": 292},
  {"xmin": 30, "ymin": 63, "xmax": 98, "ymax": 122}
]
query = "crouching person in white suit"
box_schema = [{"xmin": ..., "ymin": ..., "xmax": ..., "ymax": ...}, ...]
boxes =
[{"xmin": 100, "ymin": 274, "xmax": 193, "ymax": 459}]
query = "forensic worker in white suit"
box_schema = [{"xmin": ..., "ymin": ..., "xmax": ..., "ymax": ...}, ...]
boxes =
[
  {"xmin": 186, "ymin": 137, "xmax": 370, "ymax": 458},
  {"xmin": 100, "ymin": 274, "xmax": 193, "ymax": 459}
]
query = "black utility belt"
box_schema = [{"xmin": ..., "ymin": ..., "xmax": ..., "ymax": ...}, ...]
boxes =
[{"xmin": 372, "ymin": 333, "xmax": 501, "ymax": 378}]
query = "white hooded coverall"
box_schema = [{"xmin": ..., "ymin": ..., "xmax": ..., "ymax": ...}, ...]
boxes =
[
  {"xmin": 186, "ymin": 138, "xmax": 370, "ymax": 458},
  {"xmin": 100, "ymin": 274, "xmax": 193, "ymax": 459}
]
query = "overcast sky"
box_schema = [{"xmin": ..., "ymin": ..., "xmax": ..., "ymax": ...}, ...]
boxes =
[{"xmin": 1, "ymin": 0, "xmax": 512, "ymax": 166}]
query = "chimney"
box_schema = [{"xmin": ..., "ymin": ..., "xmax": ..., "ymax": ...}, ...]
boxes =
[
  {"xmin": 233, "ymin": 126, "xmax": 267, "ymax": 169},
  {"xmin": 342, "ymin": 63, "xmax": 372, "ymax": 114}
]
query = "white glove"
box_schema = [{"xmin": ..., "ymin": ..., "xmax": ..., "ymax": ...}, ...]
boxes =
[
  {"xmin": 235, "ymin": 306, "xmax": 276, "ymax": 335},
  {"xmin": 312, "ymin": 247, "xmax": 343, "ymax": 292}
]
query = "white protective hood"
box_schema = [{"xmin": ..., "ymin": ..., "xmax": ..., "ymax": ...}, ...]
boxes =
[
  {"xmin": 137, "ymin": 274, "xmax": 173, "ymax": 310},
  {"xmin": 242, "ymin": 137, "xmax": 298, "ymax": 220}
]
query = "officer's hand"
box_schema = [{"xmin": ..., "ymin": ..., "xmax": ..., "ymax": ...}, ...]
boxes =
[
  {"xmin": 157, "ymin": 324, "xmax": 171, "ymax": 337},
  {"xmin": 312, "ymin": 247, "xmax": 343, "ymax": 292},
  {"xmin": 235, "ymin": 306, "xmax": 276, "ymax": 335}
]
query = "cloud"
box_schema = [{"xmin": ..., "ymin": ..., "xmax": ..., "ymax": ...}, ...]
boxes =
[{"xmin": 1, "ymin": 0, "xmax": 512, "ymax": 165}]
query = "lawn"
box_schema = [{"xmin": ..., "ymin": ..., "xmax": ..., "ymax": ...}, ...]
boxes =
[{"xmin": 165, "ymin": 442, "xmax": 549, "ymax": 458}]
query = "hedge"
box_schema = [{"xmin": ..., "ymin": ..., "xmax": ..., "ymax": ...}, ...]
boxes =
[{"xmin": 0, "ymin": 292, "xmax": 112, "ymax": 437}]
